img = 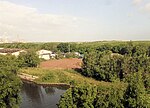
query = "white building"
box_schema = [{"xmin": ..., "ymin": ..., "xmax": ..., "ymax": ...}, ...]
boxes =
[
  {"xmin": 12, "ymin": 50, "xmax": 25, "ymax": 56},
  {"xmin": 37, "ymin": 49, "xmax": 56, "ymax": 60},
  {"xmin": 0, "ymin": 48, "xmax": 26, "ymax": 57}
]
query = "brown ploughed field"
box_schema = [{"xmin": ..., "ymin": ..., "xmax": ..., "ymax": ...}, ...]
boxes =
[{"xmin": 40, "ymin": 58, "xmax": 82, "ymax": 69}]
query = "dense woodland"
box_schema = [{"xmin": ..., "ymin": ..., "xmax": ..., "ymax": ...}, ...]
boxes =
[
  {"xmin": 0, "ymin": 41, "xmax": 150, "ymax": 108},
  {"xmin": 58, "ymin": 41, "xmax": 150, "ymax": 108},
  {"xmin": 0, "ymin": 51, "xmax": 40, "ymax": 107},
  {"xmin": 0, "ymin": 55, "xmax": 22, "ymax": 108}
]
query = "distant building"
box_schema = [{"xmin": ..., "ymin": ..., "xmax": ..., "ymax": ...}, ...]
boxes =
[
  {"xmin": 0, "ymin": 48, "xmax": 26, "ymax": 56},
  {"xmin": 74, "ymin": 52, "xmax": 84, "ymax": 58},
  {"xmin": 37, "ymin": 50, "xmax": 56, "ymax": 60}
]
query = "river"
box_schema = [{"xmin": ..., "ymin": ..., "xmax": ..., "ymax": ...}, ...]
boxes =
[{"xmin": 20, "ymin": 82, "xmax": 68, "ymax": 108}]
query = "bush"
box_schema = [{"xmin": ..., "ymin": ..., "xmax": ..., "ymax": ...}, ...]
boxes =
[
  {"xmin": 82, "ymin": 51, "xmax": 123, "ymax": 82},
  {"xmin": 0, "ymin": 56, "xmax": 22, "ymax": 108},
  {"xmin": 58, "ymin": 84, "xmax": 125, "ymax": 108},
  {"xmin": 57, "ymin": 43, "xmax": 70, "ymax": 53},
  {"xmin": 18, "ymin": 50, "xmax": 40, "ymax": 67},
  {"xmin": 55, "ymin": 51, "xmax": 65, "ymax": 59},
  {"xmin": 42, "ymin": 73, "xmax": 55, "ymax": 82},
  {"xmin": 58, "ymin": 79, "xmax": 150, "ymax": 108},
  {"xmin": 0, "ymin": 71, "xmax": 22, "ymax": 108},
  {"xmin": 65, "ymin": 52, "xmax": 77, "ymax": 58},
  {"xmin": 0, "ymin": 54, "xmax": 19, "ymax": 74},
  {"xmin": 124, "ymin": 72, "xmax": 150, "ymax": 108}
]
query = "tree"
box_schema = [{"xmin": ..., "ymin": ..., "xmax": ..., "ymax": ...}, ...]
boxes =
[
  {"xmin": 0, "ymin": 55, "xmax": 22, "ymax": 108},
  {"xmin": 58, "ymin": 84, "xmax": 97, "ymax": 108},
  {"xmin": 41, "ymin": 43, "xmax": 58, "ymax": 52},
  {"xmin": 58, "ymin": 83, "xmax": 125, "ymax": 108},
  {"xmin": 65, "ymin": 52, "xmax": 78, "ymax": 58},
  {"xmin": 57, "ymin": 43, "xmax": 70, "ymax": 53},
  {"xmin": 95, "ymin": 87, "xmax": 124, "ymax": 108},
  {"xmin": 82, "ymin": 51, "xmax": 123, "ymax": 82},
  {"xmin": 82, "ymin": 51, "xmax": 97, "ymax": 77},
  {"xmin": 122, "ymin": 55, "xmax": 150, "ymax": 80},
  {"xmin": 96, "ymin": 44, "xmax": 111, "ymax": 52},
  {"xmin": 0, "ymin": 54, "xmax": 19, "ymax": 74},
  {"xmin": 18, "ymin": 50, "xmax": 40, "ymax": 67},
  {"xmin": 0, "ymin": 71, "xmax": 22, "ymax": 108},
  {"xmin": 124, "ymin": 72, "xmax": 150, "ymax": 108},
  {"xmin": 58, "ymin": 89, "xmax": 76, "ymax": 108}
]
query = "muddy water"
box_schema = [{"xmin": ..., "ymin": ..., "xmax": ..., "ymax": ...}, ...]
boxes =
[{"xmin": 20, "ymin": 82, "xmax": 68, "ymax": 108}]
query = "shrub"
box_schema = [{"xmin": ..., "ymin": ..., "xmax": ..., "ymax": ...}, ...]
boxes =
[
  {"xmin": 0, "ymin": 71, "xmax": 22, "ymax": 108},
  {"xmin": 42, "ymin": 73, "xmax": 55, "ymax": 82},
  {"xmin": 18, "ymin": 50, "xmax": 40, "ymax": 67}
]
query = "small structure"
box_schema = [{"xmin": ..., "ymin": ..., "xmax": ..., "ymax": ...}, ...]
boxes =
[
  {"xmin": 50, "ymin": 53, "xmax": 56, "ymax": 59},
  {"xmin": 0, "ymin": 48, "xmax": 25, "ymax": 57},
  {"xmin": 37, "ymin": 49, "xmax": 56, "ymax": 60},
  {"xmin": 74, "ymin": 52, "xmax": 84, "ymax": 58}
]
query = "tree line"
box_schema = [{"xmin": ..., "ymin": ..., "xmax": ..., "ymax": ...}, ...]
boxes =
[
  {"xmin": 0, "ymin": 41, "xmax": 150, "ymax": 107},
  {"xmin": 0, "ymin": 41, "xmax": 150, "ymax": 55},
  {"xmin": 58, "ymin": 41, "xmax": 150, "ymax": 108},
  {"xmin": 58, "ymin": 71, "xmax": 150, "ymax": 108},
  {"xmin": 0, "ymin": 51, "xmax": 40, "ymax": 107}
]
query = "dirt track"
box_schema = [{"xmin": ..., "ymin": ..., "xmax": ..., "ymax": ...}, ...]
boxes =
[{"xmin": 40, "ymin": 58, "xmax": 82, "ymax": 69}]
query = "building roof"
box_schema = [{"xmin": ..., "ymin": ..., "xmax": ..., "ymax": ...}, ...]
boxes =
[
  {"xmin": 37, "ymin": 49, "xmax": 52, "ymax": 55},
  {"xmin": 0, "ymin": 48, "xmax": 22, "ymax": 53}
]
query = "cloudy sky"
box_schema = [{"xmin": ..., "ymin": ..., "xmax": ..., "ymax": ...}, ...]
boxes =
[{"xmin": 0, "ymin": 0, "xmax": 150, "ymax": 42}]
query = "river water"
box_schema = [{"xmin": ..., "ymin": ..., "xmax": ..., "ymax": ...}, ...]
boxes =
[{"xmin": 20, "ymin": 82, "xmax": 68, "ymax": 108}]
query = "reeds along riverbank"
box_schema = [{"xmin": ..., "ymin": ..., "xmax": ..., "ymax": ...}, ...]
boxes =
[{"xmin": 21, "ymin": 78, "xmax": 71, "ymax": 88}]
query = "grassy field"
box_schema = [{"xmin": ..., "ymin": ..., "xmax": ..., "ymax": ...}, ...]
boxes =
[{"xmin": 18, "ymin": 68, "xmax": 126, "ymax": 89}]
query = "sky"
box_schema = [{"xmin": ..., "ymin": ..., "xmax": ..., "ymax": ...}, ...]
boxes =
[{"xmin": 0, "ymin": 0, "xmax": 150, "ymax": 42}]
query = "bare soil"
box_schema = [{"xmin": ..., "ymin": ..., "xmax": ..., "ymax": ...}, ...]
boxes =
[{"xmin": 40, "ymin": 58, "xmax": 82, "ymax": 69}]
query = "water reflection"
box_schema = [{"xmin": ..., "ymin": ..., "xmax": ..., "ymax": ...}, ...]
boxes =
[{"xmin": 20, "ymin": 82, "xmax": 68, "ymax": 108}]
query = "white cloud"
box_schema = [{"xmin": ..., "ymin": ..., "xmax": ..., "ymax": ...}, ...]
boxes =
[
  {"xmin": 0, "ymin": 1, "xmax": 96, "ymax": 42},
  {"xmin": 133, "ymin": 0, "xmax": 143, "ymax": 5},
  {"xmin": 132, "ymin": 0, "xmax": 150, "ymax": 14},
  {"xmin": 143, "ymin": 3, "xmax": 150, "ymax": 12}
]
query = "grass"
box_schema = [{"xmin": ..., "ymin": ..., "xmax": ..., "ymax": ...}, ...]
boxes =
[{"xmin": 18, "ymin": 68, "xmax": 126, "ymax": 89}]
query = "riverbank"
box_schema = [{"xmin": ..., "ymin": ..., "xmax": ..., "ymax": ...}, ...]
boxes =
[
  {"xmin": 21, "ymin": 79, "xmax": 70, "ymax": 88},
  {"xmin": 18, "ymin": 68, "xmax": 101, "ymax": 85},
  {"xmin": 18, "ymin": 72, "xmax": 71, "ymax": 87},
  {"xmin": 18, "ymin": 68, "xmax": 126, "ymax": 89},
  {"xmin": 18, "ymin": 73, "xmax": 39, "ymax": 82}
]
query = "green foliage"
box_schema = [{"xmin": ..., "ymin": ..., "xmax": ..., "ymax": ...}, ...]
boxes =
[
  {"xmin": 0, "ymin": 71, "xmax": 22, "ymax": 108},
  {"xmin": 58, "ymin": 89, "xmax": 75, "ymax": 108},
  {"xmin": 96, "ymin": 44, "xmax": 112, "ymax": 52},
  {"xmin": 122, "ymin": 55, "xmax": 150, "ymax": 78},
  {"xmin": 42, "ymin": 73, "xmax": 55, "ymax": 82},
  {"xmin": 0, "ymin": 41, "xmax": 149, "ymax": 55},
  {"xmin": 0, "ymin": 54, "xmax": 19, "ymax": 74},
  {"xmin": 57, "ymin": 43, "xmax": 70, "ymax": 53},
  {"xmin": 59, "ymin": 79, "xmax": 149, "ymax": 108},
  {"xmin": 82, "ymin": 50, "xmax": 150, "ymax": 83},
  {"xmin": 18, "ymin": 50, "xmax": 40, "ymax": 67},
  {"xmin": 95, "ymin": 87, "xmax": 124, "ymax": 108},
  {"xmin": 82, "ymin": 51, "xmax": 123, "ymax": 82},
  {"xmin": 65, "ymin": 52, "xmax": 79, "ymax": 58},
  {"xmin": 55, "ymin": 51, "xmax": 65, "ymax": 59},
  {"xmin": 1, "ymin": 41, "xmax": 150, "ymax": 107},
  {"xmin": 0, "ymin": 42, "xmax": 59, "ymax": 51},
  {"xmin": 0, "ymin": 55, "xmax": 22, "ymax": 108},
  {"xmin": 19, "ymin": 68, "xmax": 104, "ymax": 87},
  {"xmin": 41, "ymin": 43, "xmax": 58, "ymax": 52},
  {"xmin": 58, "ymin": 84, "xmax": 97, "ymax": 108},
  {"xmin": 143, "ymin": 73, "xmax": 150, "ymax": 93},
  {"xmin": 58, "ymin": 84, "xmax": 125, "ymax": 108},
  {"xmin": 82, "ymin": 51, "xmax": 97, "ymax": 77},
  {"xmin": 124, "ymin": 72, "xmax": 150, "ymax": 108}
]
